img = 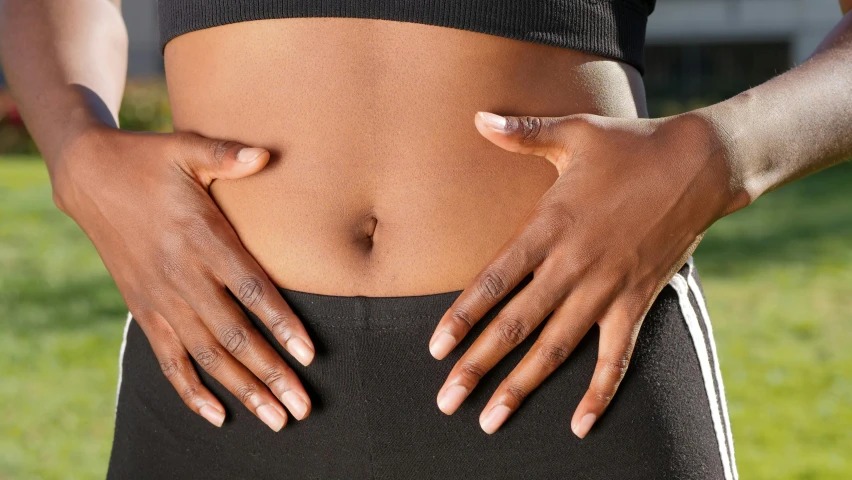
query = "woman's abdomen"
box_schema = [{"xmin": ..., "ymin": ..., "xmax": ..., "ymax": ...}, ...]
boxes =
[{"xmin": 164, "ymin": 17, "xmax": 647, "ymax": 296}]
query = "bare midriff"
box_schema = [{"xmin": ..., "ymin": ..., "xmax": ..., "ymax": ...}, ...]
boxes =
[{"xmin": 164, "ymin": 18, "xmax": 647, "ymax": 297}]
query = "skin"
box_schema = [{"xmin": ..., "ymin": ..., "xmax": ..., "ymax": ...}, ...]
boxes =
[
  {"xmin": 0, "ymin": 0, "xmax": 318, "ymax": 431},
  {"xmin": 0, "ymin": 1, "xmax": 645, "ymax": 432},
  {"xmin": 0, "ymin": 0, "xmax": 850, "ymax": 445},
  {"xmin": 432, "ymin": 5, "xmax": 852, "ymax": 437},
  {"xmin": 163, "ymin": 18, "xmax": 645, "ymax": 295}
]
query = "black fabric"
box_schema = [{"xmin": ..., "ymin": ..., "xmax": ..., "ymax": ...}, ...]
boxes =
[
  {"xmin": 687, "ymin": 274, "xmax": 736, "ymax": 472},
  {"xmin": 157, "ymin": 0, "xmax": 655, "ymax": 74},
  {"xmin": 108, "ymin": 265, "xmax": 729, "ymax": 479}
]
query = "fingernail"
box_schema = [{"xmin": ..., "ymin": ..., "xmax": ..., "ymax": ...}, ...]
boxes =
[
  {"xmin": 429, "ymin": 331, "xmax": 457, "ymax": 359},
  {"xmin": 287, "ymin": 337, "xmax": 315, "ymax": 366},
  {"xmin": 237, "ymin": 147, "xmax": 265, "ymax": 163},
  {"xmin": 199, "ymin": 404, "xmax": 225, "ymax": 427},
  {"xmin": 478, "ymin": 112, "xmax": 507, "ymax": 132},
  {"xmin": 573, "ymin": 413, "xmax": 597, "ymax": 439},
  {"xmin": 281, "ymin": 391, "xmax": 309, "ymax": 420},
  {"xmin": 437, "ymin": 384, "xmax": 469, "ymax": 414},
  {"xmin": 256, "ymin": 404, "xmax": 286, "ymax": 432},
  {"xmin": 480, "ymin": 404, "xmax": 512, "ymax": 434}
]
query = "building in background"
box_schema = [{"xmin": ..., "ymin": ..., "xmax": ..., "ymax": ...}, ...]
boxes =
[
  {"xmin": 645, "ymin": 0, "xmax": 842, "ymax": 114},
  {"xmin": 123, "ymin": 1, "xmax": 162, "ymax": 77},
  {"xmin": 1, "ymin": 0, "xmax": 846, "ymax": 113}
]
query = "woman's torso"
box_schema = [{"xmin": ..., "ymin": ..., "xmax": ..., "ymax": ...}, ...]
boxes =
[{"xmin": 164, "ymin": 18, "xmax": 647, "ymax": 296}]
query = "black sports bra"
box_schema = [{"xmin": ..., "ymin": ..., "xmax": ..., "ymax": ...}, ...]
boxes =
[{"xmin": 158, "ymin": 0, "xmax": 655, "ymax": 74}]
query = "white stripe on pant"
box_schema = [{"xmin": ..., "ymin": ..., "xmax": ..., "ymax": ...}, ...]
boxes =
[
  {"xmin": 669, "ymin": 259, "xmax": 738, "ymax": 480},
  {"xmin": 112, "ymin": 261, "xmax": 739, "ymax": 477},
  {"xmin": 687, "ymin": 257, "xmax": 738, "ymax": 479},
  {"xmin": 115, "ymin": 311, "xmax": 133, "ymax": 413}
]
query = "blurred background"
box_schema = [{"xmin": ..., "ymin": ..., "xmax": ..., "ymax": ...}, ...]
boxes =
[{"xmin": 1, "ymin": 0, "xmax": 850, "ymax": 478}]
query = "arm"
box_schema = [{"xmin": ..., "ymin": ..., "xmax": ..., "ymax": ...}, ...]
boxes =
[
  {"xmin": 697, "ymin": 6, "xmax": 852, "ymax": 204},
  {"xmin": 0, "ymin": 0, "xmax": 126, "ymax": 167},
  {"xmin": 429, "ymin": 7, "xmax": 852, "ymax": 436},
  {"xmin": 0, "ymin": 0, "xmax": 315, "ymax": 430}
]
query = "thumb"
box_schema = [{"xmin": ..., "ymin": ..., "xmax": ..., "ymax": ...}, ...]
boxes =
[
  {"xmin": 474, "ymin": 112, "xmax": 575, "ymax": 173},
  {"xmin": 177, "ymin": 133, "xmax": 271, "ymax": 187}
]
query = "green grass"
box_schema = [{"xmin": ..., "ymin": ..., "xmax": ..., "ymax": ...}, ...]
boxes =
[{"xmin": 1, "ymin": 156, "xmax": 850, "ymax": 479}]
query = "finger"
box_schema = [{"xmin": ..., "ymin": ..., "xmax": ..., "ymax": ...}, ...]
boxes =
[
  {"xmin": 173, "ymin": 132, "xmax": 271, "ymax": 186},
  {"xmin": 571, "ymin": 305, "xmax": 642, "ymax": 439},
  {"xmin": 203, "ymin": 226, "xmax": 316, "ymax": 367},
  {"xmin": 430, "ymin": 236, "xmax": 544, "ymax": 360},
  {"xmin": 134, "ymin": 310, "xmax": 226, "ymax": 427},
  {"xmin": 474, "ymin": 112, "xmax": 579, "ymax": 174},
  {"xmin": 226, "ymin": 268, "xmax": 316, "ymax": 367},
  {"xmin": 477, "ymin": 282, "xmax": 613, "ymax": 434},
  {"xmin": 164, "ymin": 304, "xmax": 292, "ymax": 432},
  {"xmin": 181, "ymin": 285, "xmax": 312, "ymax": 422},
  {"xmin": 435, "ymin": 269, "xmax": 568, "ymax": 415}
]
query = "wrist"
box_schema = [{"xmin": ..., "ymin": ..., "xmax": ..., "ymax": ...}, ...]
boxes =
[
  {"xmin": 37, "ymin": 83, "xmax": 119, "ymax": 167},
  {"xmin": 49, "ymin": 122, "xmax": 119, "ymax": 216},
  {"xmin": 675, "ymin": 99, "xmax": 761, "ymax": 217}
]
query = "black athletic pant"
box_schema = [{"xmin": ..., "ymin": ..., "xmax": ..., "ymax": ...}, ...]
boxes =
[{"xmin": 107, "ymin": 260, "xmax": 737, "ymax": 479}]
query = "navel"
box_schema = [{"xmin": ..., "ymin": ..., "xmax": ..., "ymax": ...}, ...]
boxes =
[{"xmin": 352, "ymin": 209, "xmax": 379, "ymax": 253}]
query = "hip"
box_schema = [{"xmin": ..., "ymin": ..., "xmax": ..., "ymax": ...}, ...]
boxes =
[{"xmin": 108, "ymin": 259, "xmax": 737, "ymax": 479}]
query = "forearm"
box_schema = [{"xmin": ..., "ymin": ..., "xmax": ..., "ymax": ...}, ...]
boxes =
[
  {"xmin": 0, "ymin": 0, "xmax": 127, "ymax": 171},
  {"xmin": 695, "ymin": 9, "xmax": 852, "ymax": 207}
]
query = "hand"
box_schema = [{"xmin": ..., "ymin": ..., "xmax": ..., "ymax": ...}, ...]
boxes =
[
  {"xmin": 52, "ymin": 126, "xmax": 316, "ymax": 431},
  {"xmin": 429, "ymin": 111, "xmax": 745, "ymax": 437}
]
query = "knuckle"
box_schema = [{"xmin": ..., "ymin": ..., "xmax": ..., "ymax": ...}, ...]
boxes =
[
  {"xmin": 187, "ymin": 207, "xmax": 220, "ymax": 239},
  {"xmin": 169, "ymin": 207, "xmax": 217, "ymax": 247},
  {"xmin": 267, "ymin": 313, "xmax": 294, "ymax": 342},
  {"xmin": 236, "ymin": 276, "xmax": 264, "ymax": 308},
  {"xmin": 260, "ymin": 366, "xmax": 286, "ymax": 387},
  {"xmin": 494, "ymin": 317, "xmax": 528, "ymax": 348},
  {"xmin": 569, "ymin": 114, "xmax": 598, "ymax": 132},
  {"xmin": 159, "ymin": 358, "xmax": 182, "ymax": 379},
  {"xmin": 234, "ymin": 382, "xmax": 259, "ymax": 405},
  {"xmin": 139, "ymin": 283, "xmax": 169, "ymax": 306},
  {"xmin": 503, "ymin": 383, "xmax": 529, "ymax": 404},
  {"xmin": 208, "ymin": 139, "xmax": 234, "ymax": 165},
  {"xmin": 598, "ymin": 355, "xmax": 630, "ymax": 377},
  {"xmin": 478, "ymin": 270, "xmax": 508, "ymax": 301},
  {"xmin": 593, "ymin": 389, "xmax": 615, "ymax": 405},
  {"xmin": 599, "ymin": 355, "xmax": 630, "ymax": 381},
  {"xmin": 534, "ymin": 200, "xmax": 579, "ymax": 243},
  {"xmin": 154, "ymin": 236, "xmax": 193, "ymax": 278},
  {"xmin": 517, "ymin": 116, "xmax": 543, "ymax": 143},
  {"xmin": 537, "ymin": 341, "xmax": 571, "ymax": 368},
  {"xmin": 459, "ymin": 361, "xmax": 487, "ymax": 382},
  {"xmin": 173, "ymin": 131, "xmax": 200, "ymax": 148},
  {"xmin": 125, "ymin": 301, "xmax": 147, "ymax": 320},
  {"xmin": 178, "ymin": 384, "xmax": 201, "ymax": 403},
  {"xmin": 537, "ymin": 198, "xmax": 573, "ymax": 225},
  {"xmin": 193, "ymin": 344, "xmax": 223, "ymax": 370},
  {"xmin": 218, "ymin": 325, "xmax": 249, "ymax": 356},
  {"xmin": 156, "ymin": 257, "xmax": 184, "ymax": 282},
  {"xmin": 448, "ymin": 307, "xmax": 475, "ymax": 331}
]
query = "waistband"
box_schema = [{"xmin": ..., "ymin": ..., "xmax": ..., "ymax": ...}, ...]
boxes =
[{"xmin": 275, "ymin": 274, "xmax": 533, "ymax": 329}]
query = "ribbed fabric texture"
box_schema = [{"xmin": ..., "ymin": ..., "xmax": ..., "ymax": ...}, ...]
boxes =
[{"xmin": 158, "ymin": 0, "xmax": 655, "ymax": 73}]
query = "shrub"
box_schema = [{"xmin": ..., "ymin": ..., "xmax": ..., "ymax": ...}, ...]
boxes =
[
  {"xmin": 118, "ymin": 80, "xmax": 173, "ymax": 133},
  {"xmin": 0, "ymin": 90, "xmax": 36, "ymax": 155}
]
